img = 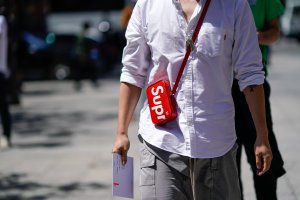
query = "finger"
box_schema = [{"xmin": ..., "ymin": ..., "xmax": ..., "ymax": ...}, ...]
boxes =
[
  {"xmin": 262, "ymin": 157, "xmax": 268, "ymax": 174},
  {"xmin": 121, "ymin": 148, "xmax": 128, "ymax": 165},
  {"xmin": 112, "ymin": 147, "xmax": 121, "ymax": 154},
  {"xmin": 262, "ymin": 156, "xmax": 271, "ymax": 172},
  {"xmin": 255, "ymin": 153, "xmax": 262, "ymax": 172},
  {"xmin": 257, "ymin": 160, "xmax": 267, "ymax": 176},
  {"xmin": 257, "ymin": 156, "xmax": 271, "ymax": 176}
]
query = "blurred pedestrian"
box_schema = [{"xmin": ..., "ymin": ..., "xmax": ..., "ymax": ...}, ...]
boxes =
[
  {"xmin": 120, "ymin": 1, "xmax": 135, "ymax": 30},
  {"xmin": 113, "ymin": 0, "xmax": 273, "ymax": 199},
  {"xmin": 119, "ymin": 1, "xmax": 135, "ymax": 49},
  {"xmin": 74, "ymin": 21, "xmax": 99, "ymax": 91},
  {"xmin": 0, "ymin": 2, "xmax": 12, "ymax": 148},
  {"xmin": 232, "ymin": 0, "xmax": 286, "ymax": 199}
]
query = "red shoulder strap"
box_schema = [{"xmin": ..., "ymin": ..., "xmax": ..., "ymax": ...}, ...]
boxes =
[{"xmin": 171, "ymin": 0, "xmax": 211, "ymax": 95}]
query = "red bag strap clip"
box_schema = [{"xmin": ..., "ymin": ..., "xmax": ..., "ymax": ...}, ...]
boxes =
[{"xmin": 171, "ymin": 0, "xmax": 211, "ymax": 95}]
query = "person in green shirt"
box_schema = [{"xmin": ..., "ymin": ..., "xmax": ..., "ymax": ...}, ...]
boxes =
[
  {"xmin": 232, "ymin": 0, "xmax": 286, "ymax": 199},
  {"xmin": 252, "ymin": 0, "xmax": 285, "ymax": 76}
]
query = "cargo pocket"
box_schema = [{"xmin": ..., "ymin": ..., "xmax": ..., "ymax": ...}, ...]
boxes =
[{"xmin": 140, "ymin": 148, "xmax": 156, "ymax": 186}]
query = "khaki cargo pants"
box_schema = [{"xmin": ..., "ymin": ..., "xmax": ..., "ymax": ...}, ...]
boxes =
[{"xmin": 139, "ymin": 135, "xmax": 241, "ymax": 200}]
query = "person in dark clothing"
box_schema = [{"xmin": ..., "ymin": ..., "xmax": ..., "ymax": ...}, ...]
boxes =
[
  {"xmin": 232, "ymin": 0, "xmax": 286, "ymax": 199},
  {"xmin": 0, "ymin": 74, "xmax": 11, "ymax": 148},
  {"xmin": 74, "ymin": 21, "xmax": 99, "ymax": 91},
  {"xmin": 0, "ymin": 3, "xmax": 12, "ymax": 148}
]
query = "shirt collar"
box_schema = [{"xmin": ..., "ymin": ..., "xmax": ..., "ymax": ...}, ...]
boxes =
[{"xmin": 172, "ymin": 0, "xmax": 180, "ymax": 5}]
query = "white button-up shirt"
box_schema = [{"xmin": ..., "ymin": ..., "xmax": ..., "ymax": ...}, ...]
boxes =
[{"xmin": 120, "ymin": 0, "xmax": 264, "ymax": 158}]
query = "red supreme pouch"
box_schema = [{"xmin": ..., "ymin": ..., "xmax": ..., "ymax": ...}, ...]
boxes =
[{"xmin": 146, "ymin": 80, "xmax": 177, "ymax": 125}]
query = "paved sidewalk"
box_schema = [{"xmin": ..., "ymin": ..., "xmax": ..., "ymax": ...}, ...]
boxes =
[
  {"xmin": 0, "ymin": 39, "xmax": 299, "ymax": 200},
  {"xmin": 0, "ymin": 79, "xmax": 142, "ymax": 200}
]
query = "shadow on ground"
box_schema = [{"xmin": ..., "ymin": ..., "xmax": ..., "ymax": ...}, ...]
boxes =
[{"xmin": 0, "ymin": 173, "xmax": 107, "ymax": 200}]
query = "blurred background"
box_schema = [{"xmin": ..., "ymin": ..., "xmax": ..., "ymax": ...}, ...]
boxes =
[
  {"xmin": 0, "ymin": 0, "xmax": 299, "ymax": 104},
  {"xmin": 1, "ymin": 0, "xmax": 300, "ymax": 103},
  {"xmin": 0, "ymin": 0, "xmax": 300, "ymax": 200},
  {"xmin": 2, "ymin": 0, "xmax": 135, "ymax": 104}
]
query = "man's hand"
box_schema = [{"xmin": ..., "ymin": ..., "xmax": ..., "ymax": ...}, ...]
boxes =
[
  {"xmin": 254, "ymin": 135, "xmax": 273, "ymax": 176},
  {"xmin": 257, "ymin": 18, "xmax": 280, "ymax": 45},
  {"xmin": 243, "ymin": 84, "xmax": 273, "ymax": 175},
  {"xmin": 112, "ymin": 133, "xmax": 130, "ymax": 165},
  {"xmin": 112, "ymin": 82, "xmax": 141, "ymax": 165}
]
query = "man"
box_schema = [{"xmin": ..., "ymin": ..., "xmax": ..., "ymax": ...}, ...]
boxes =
[
  {"xmin": 113, "ymin": 0, "xmax": 272, "ymax": 199},
  {"xmin": 0, "ymin": 3, "xmax": 12, "ymax": 148},
  {"xmin": 232, "ymin": 0, "xmax": 285, "ymax": 199},
  {"xmin": 74, "ymin": 21, "xmax": 99, "ymax": 91}
]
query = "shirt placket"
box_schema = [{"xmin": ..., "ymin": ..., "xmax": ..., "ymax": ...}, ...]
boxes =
[
  {"xmin": 173, "ymin": 0, "xmax": 202, "ymax": 154},
  {"xmin": 186, "ymin": 12, "xmax": 202, "ymax": 155},
  {"xmin": 184, "ymin": 60, "xmax": 194, "ymax": 152},
  {"xmin": 185, "ymin": 13, "xmax": 200, "ymax": 153},
  {"xmin": 184, "ymin": 14, "xmax": 199, "ymax": 127}
]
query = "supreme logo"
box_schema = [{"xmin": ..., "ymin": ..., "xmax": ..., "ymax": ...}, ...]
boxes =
[{"xmin": 150, "ymin": 85, "xmax": 166, "ymax": 120}]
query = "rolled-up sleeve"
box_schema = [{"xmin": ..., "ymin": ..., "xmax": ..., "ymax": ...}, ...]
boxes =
[
  {"xmin": 232, "ymin": 0, "xmax": 265, "ymax": 91},
  {"xmin": 120, "ymin": 1, "xmax": 151, "ymax": 88}
]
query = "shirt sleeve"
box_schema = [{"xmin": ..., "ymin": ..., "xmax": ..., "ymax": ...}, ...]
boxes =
[
  {"xmin": 232, "ymin": 0, "xmax": 265, "ymax": 91},
  {"xmin": 120, "ymin": 0, "xmax": 151, "ymax": 88},
  {"xmin": 266, "ymin": 0, "xmax": 285, "ymax": 22}
]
